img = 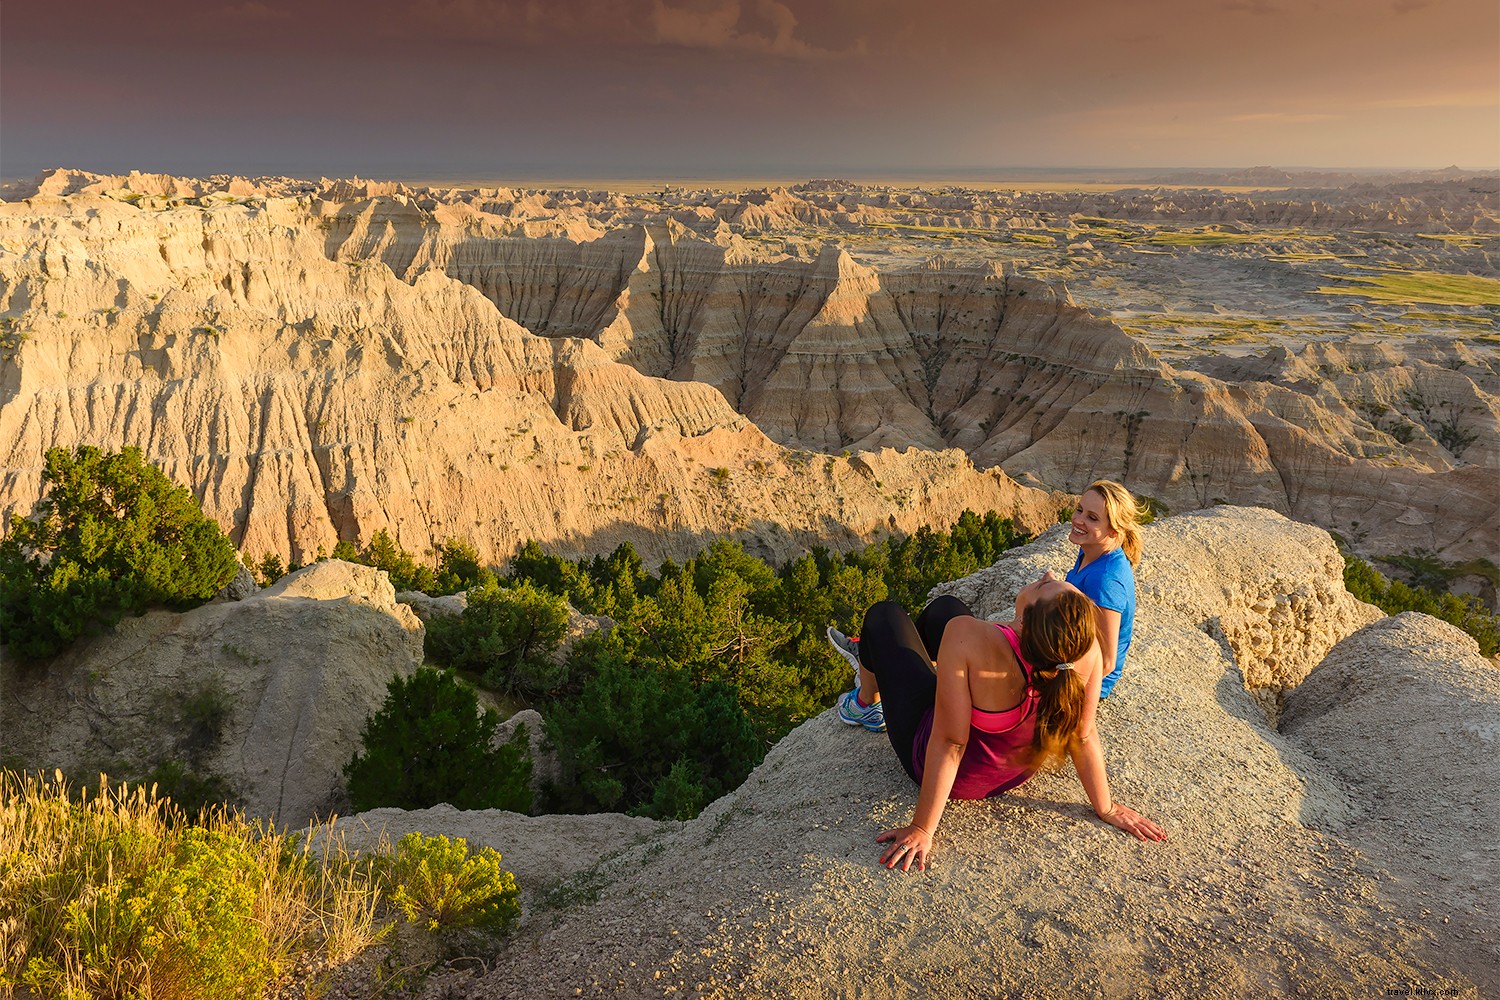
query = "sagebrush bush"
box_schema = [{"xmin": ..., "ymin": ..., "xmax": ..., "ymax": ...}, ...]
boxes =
[
  {"xmin": 0, "ymin": 446, "xmax": 239, "ymax": 659},
  {"xmin": 0, "ymin": 770, "xmax": 382, "ymax": 1000},
  {"xmin": 344, "ymin": 669, "xmax": 533, "ymax": 813},
  {"xmin": 384, "ymin": 832, "xmax": 520, "ymax": 935}
]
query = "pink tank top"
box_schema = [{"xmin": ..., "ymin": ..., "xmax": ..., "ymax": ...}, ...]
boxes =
[{"xmin": 911, "ymin": 624, "xmax": 1039, "ymax": 799}]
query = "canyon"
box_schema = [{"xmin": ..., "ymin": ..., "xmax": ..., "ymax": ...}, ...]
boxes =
[
  {"xmin": 2, "ymin": 168, "xmax": 1497, "ymax": 996},
  {"xmin": 1, "ymin": 168, "xmax": 1495, "ymax": 590}
]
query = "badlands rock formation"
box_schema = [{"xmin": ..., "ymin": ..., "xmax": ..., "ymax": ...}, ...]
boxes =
[
  {"xmin": 0, "ymin": 561, "xmax": 422, "ymax": 824},
  {"xmin": 331, "ymin": 507, "xmax": 1497, "ymax": 999},
  {"xmin": 5, "ymin": 167, "xmax": 1494, "ymax": 235},
  {"xmin": 315, "ymin": 196, "xmax": 1495, "ymax": 567},
  {"xmin": 0, "ymin": 190, "xmax": 1063, "ymax": 568},
  {"xmin": 1, "ymin": 171, "xmax": 1494, "ymax": 581}
]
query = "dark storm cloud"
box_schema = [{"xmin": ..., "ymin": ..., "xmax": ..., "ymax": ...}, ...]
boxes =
[{"xmin": 2, "ymin": 0, "xmax": 1495, "ymax": 178}]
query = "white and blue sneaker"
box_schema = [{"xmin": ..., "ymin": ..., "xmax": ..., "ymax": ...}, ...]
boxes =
[
  {"xmin": 829, "ymin": 627, "xmax": 884, "ymax": 731},
  {"xmin": 837, "ymin": 688, "xmax": 886, "ymax": 732}
]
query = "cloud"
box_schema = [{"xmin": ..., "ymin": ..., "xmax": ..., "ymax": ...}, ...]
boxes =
[
  {"xmin": 1367, "ymin": 90, "xmax": 1499, "ymax": 109},
  {"xmin": 375, "ymin": 0, "xmax": 850, "ymax": 56},
  {"xmin": 652, "ymin": 0, "xmax": 744, "ymax": 48},
  {"xmin": 649, "ymin": 0, "xmax": 853, "ymax": 58},
  {"xmin": 1228, "ymin": 112, "xmax": 1341, "ymax": 123}
]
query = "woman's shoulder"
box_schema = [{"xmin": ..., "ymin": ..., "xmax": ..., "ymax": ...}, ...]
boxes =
[
  {"xmin": 948, "ymin": 614, "xmax": 1006, "ymax": 642},
  {"xmin": 1102, "ymin": 546, "xmax": 1136, "ymax": 578},
  {"xmin": 942, "ymin": 615, "xmax": 1014, "ymax": 661}
]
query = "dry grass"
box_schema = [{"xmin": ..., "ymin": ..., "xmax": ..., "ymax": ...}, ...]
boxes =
[
  {"xmin": 1314, "ymin": 269, "xmax": 1500, "ymax": 307},
  {"xmin": 0, "ymin": 770, "xmax": 385, "ymax": 999}
]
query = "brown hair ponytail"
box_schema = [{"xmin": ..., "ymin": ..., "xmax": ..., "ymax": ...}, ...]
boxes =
[{"xmin": 1018, "ymin": 588, "xmax": 1095, "ymax": 769}]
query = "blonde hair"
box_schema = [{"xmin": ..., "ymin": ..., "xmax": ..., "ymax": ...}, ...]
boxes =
[
  {"xmin": 1018, "ymin": 587, "xmax": 1096, "ymax": 770},
  {"xmin": 1084, "ymin": 479, "xmax": 1148, "ymax": 567}
]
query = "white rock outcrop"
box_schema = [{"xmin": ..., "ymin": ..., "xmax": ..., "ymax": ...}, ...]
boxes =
[
  {"xmin": 329, "ymin": 507, "xmax": 1496, "ymax": 998},
  {"xmin": 0, "ymin": 561, "xmax": 422, "ymax": 824},
  {"xmin": 1281, "ymin": 612, "xmax": 1500, "ymax": 926}
]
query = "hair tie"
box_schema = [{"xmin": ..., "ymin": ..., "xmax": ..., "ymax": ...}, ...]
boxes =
[{"xmin": 1055, "ymin": 661, "xmax": 1075, "ymax": 671}]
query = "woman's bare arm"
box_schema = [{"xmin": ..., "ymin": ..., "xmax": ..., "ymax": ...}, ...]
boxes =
[
  {"xmin": 1068, "ymin": 641, "xmax": 1166, "ymax": 841},
  {"xmin": 877, "ymin": 617, "xmax": 981, "ymax": 871},
  {"xmin": 1094, "ymin": 605, "xmax": 1123, "ymax": 685}
]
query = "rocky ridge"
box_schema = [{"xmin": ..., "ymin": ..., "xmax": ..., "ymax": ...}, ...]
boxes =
[
  {"xmin": 329, "ymin": 507, "xmax": 1498, "ymax": 999},
  {"xmin": 5, "ymin": 167, "xmax": 1496, "ymax": 234},
  {"xmin": 0, "ymin": 561, "xmax": 423, "ymax": 823}
]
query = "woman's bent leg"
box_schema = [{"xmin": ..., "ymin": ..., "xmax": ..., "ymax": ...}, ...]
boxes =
[
  {"xmin": 915, "ymin": 595, "xmax": 974, "ymax": 662},
  {"xmin": 860, "ymin": 601, "xmax": 939, "ymax": 782}
]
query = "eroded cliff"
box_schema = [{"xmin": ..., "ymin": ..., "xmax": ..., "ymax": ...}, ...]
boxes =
[
  {"xmin": 2, "ymin": 174, "xmax": 1495, "ymax": 578},
  {"xmin": 0, "ymin": 193, "xmax": 1060, "ymax": 566}
]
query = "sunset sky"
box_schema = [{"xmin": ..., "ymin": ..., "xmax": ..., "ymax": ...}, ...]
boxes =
[{"xmin": 3, "ymin": 0, "xmax": 1496, "ymax": 180}]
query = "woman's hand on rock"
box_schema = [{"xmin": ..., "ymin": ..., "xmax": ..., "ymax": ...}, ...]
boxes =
[
  {"xmin": 1102, "ymin": 803, "xmax": 1167, "ymax": 841},
  {"xmin": 875, "ymin": 825, "xmax": 932, "ymax": 871}
]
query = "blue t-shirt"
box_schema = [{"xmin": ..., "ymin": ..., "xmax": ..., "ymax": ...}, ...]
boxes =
[{"xmin": 1065, "ymin": 547, "xmax": 1135, "ymax": 700}]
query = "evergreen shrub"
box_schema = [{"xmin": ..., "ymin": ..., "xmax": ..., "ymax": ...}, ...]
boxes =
[
  {"xmin": 344, "ymin": 669, "xmax": 533, "ymax": 813},
  {"xmin": 323, "ymin": 534, "xmax": 493, "ymax": 596},
  {"xmin": 1343, "ymin": 552, "xmax": 1499, "ymax": 656},
  {"xmin": 543, "ymin": 648, "xmax": 761, "ymax": 818},
  {"xmin": 357, "ymin": 529, "xmax": 437, "ymax": 594},
  {"xmin": 424, "ymin": 581, "xmax": 570, "ymax": 697},
  {"xmin": 434, "ymin": 538, "xmax": 498, "ymax": 594},
  {"xmin": 0, "ymin": 446, "xmax": 239, "ymax": 660}
]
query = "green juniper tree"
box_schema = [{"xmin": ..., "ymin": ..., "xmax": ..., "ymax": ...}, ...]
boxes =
[
  {"xmin": 424, "ymin": 580, "xmax": 571, "ymax": 697},
  {"xmin": 344, "ymin": 668, "xmax": 532, "ymax": 813},
  {"xmin": 0, "ymin": 446, "xmax": 239, "ymax": 659}
]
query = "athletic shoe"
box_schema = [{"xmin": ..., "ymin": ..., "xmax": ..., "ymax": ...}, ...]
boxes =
[
  {"xmin": 826, "ymin": 626, "xmax": 862, "ymax": 679},
  {"xmin": 837, "ymin": 689, "xmax": 886, "ymax": 732}
]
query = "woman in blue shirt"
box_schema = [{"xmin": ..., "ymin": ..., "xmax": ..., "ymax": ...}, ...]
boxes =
[{"xmin": 1064, "ymin": 480, "xmax": 1145, "ymax": 700}]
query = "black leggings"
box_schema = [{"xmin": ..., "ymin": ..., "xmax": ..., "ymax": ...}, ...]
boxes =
[{"xmin": 860, "ymin": 596, "xmax": 974, "ymax": 783}]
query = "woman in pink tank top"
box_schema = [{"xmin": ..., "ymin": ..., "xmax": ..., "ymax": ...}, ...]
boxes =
[{"xmin": 833, "ymin": 575, "xmax": 1166, "ymax": 873}]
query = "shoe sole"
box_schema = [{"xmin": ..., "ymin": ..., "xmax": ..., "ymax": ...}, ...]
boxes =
[{"xmin": 826, "ymin": 627, "xmax": 862, "ymax": 672}]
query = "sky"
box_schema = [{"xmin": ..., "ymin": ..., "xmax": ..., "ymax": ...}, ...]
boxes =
[{"xmin": 2, "ymin": 0, "xmax": 1497, "ymax": 180}]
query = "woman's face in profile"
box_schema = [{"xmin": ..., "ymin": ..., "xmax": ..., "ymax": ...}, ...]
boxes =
[{"xmin": 1015, "ymin": 572, "xmax": 1079, "ymax": 625}]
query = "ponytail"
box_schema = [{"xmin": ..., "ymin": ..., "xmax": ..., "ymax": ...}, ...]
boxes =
[{"xmin": 1018, "ymin": 588, "xmax": 1095, "ymax": 769}]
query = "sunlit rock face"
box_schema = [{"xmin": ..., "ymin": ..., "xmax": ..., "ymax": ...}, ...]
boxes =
[
  {"xmin": 2, "ymin": 171, "xmax": 1495, "ymax": 576},
  {"xmin": 0, "ymin": 191, "xmax": 1064, "ymax": 568},
  {"xmin": 324, "ymin": 203, "xmax": 1495, "ymax": 569}
]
